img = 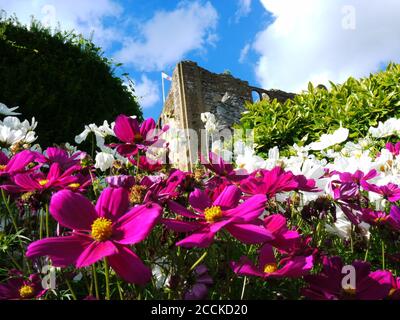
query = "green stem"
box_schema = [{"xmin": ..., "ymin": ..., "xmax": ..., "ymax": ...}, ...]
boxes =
[
  {"xmin": 45, "ymin": 203, "xmax": 49, "ymax": 238},
  {"xmin": 65, "ymin": 277, "xmax": 77, "ymax": 300},
  {"xmin": 92, "ymin": 265, "xmax": 100, "ymax": 300},
  {"xmin": 1, "ymin": 189, "xmax": 29, "ymax": 272},
  {"xmin": 240, "ymin": 276, "xmax": 247, "ymax": 300},
  {"xmin": 104, "ymin": 257, "xmax": 111, "ymax": 300},
  {"xmin": 381, "ymin": 240, "xmax": 386, "ymax": 269},
  {"xmin": 39, "ymin": 209, "xmax": 43, "ymax": 240},
  {"xmin": 189, "ymin": 251, "xmax": 208, "ymax": 272},
  {"xmin": 117, "ymin": 280, "xmax": 124, "ymax": 300},
  {"xmin": 364, "ymin": 240, "xmax": 370, "ymax": 261},
  {"xmin": 1, "ymin": 189, "xmax": 19, "ymax": 233}
]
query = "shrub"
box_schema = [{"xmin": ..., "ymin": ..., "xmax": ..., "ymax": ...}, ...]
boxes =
[
  {"xmin": 238, "ymin": 63, "xmax": 400, "ymax": 155},
  {"xmin": 0, "ymin": 15, "xmax": 142, "ymax": 147}
]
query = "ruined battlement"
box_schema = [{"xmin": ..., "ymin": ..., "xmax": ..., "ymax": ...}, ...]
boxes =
[{"xmin": 158, "ymin": 60, "xmax": 294, "ymax": 171}]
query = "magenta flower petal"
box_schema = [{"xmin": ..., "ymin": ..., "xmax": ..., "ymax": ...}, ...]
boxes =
[
  {"xmin": 225, "ymin": 194, "xmax": 267, "ymax": 223},
  {"xmin": 162, "ymin": 218, "xmax": 201, "ymax": 232},
  {"xmin": 226, "ymin": 223, "xmax": 274, "ymax": 244},
  {"xmin": 76, "ymin": 241, "xmax": 117, "ymax": 268},
  {"xmin": 108, "ymin": 244, "xmax": 152, "ymax": 285},
  {"xmin": 113, "ymin": 202, "xmax": 162, "ymax": 245},
  {"xmin": 50, "ymin": 190, "xmax": 98, "ymax": 230},
  {"xmin": 231, "ymin": 257, "xmax": 266, "ymax": 277},
  {"xmin": 95, "ymin": 187, "xmax": 129, "ymax": 220},
  {"xmin": 114, "ymin": 115, "xmax": 139, "ymax": 143},
  {"xmin": 13, "ymin": 173, "xmax": 42, "ymax": 191},
  {"xmin": 176, "ymin": 227, "xmax": 216, "ymax": 248},
  {"xmin": 213, "ymin": 185, "xmax": 242, "ymax": 210},
  {"xmin": 268, "ymin": 256, "xmax": 314, "ymax": 278},
  {"xmin": 116, "ymin": 144, "xmax": 138, "ymax": 157},
  {"xmin": 168, "ymin": 200, "xmax": 201, "ymax": 219},
  {"xmin": 264, "ymin": 214, "xmax": 287, "ymax": 234},
  {"xmin": 356, "ymin": 270, "xmax": 393, "ymax": 300},
  {"xmin": 139, "ymin": 118, "xmax": 156, "ymax": 138},
  {"xmin": 6, "ymin": 150, "xmax": 37, "ymax": 173},
  {"xmin": 189, "ymin": 188, "xmax": 212, "ymax": 212},
  {"xmin": 26, "ymin": 235, "xmax": 91, "ymax": 267}
]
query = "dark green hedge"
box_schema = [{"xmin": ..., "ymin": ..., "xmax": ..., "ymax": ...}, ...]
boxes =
[
  {"xmin": 0, "ymin": 16, "xmax": 142, "ymax": 147},
  {"xmin": 238, "ymin": 63, "xmax": 400, "ymax": 155}
]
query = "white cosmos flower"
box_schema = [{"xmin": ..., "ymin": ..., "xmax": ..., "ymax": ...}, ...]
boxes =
[
  {"xmin": 0, "ymin": 103, "xmax": 21, "ymax": 116},
  {"xmin": 325, "ymin": 206, "xmax": 370, "ymax": 240},
  {"xmin": 308, "ymin": 127, "xmax": 349, "ymax": 151},
  {"xmin": 94, "ymin": 152, "xmax": 114, "ymax": 171},
  {"xmin": 235, "ymin": 146, "xmax": 266, "ymax": 173},
  {"xmin": 201, "ymin": 112, "xmax": 218, "ymax": 134},
  {"xmin": 0, "ymin": 116, "xmax": 38, "ymax": 146},
  {"xmin": 369, "ymin": 118, "xmax": 400, "ymax": 138}
]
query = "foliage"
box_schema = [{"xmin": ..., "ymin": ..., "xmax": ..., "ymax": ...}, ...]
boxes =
[
  {"xmin": 0, "ymin": 15, "xmax": 142, "ymax": 147},
  {"xmin": 238, "ymin": 63, "xmax": 400, "ymax": 155}
]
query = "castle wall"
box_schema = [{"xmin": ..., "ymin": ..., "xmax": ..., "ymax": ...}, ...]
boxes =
[{"xmin": 159, "ymin": 61, "xmax": 294, "ymax": 171}]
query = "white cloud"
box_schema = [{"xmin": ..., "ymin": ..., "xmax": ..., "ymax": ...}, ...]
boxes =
[
  {"xmin": 133, "ymin": 75, "xmax": 160, "ymax": 109},
  {"xmin": 0, "ymin": 0, "xmax": 123, "ymax": 48},
  {"xmin": 235, "ymin": 0, "xmax": 252, "ymax": 22},
  {"xmin": 254, "ymin": 0, "xmax": 400, "ymax": 92},
  {"xmin": 239, "ymin": 43, "xmax": 251, "ymax": 63},
  {"xmin": 114, "ymin": 1, "xmax": 218, "ymax": 71}
]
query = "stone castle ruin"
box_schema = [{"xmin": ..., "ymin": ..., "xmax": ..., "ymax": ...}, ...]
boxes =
[{"xmin": 158, "ymin": 60, "xmax": 294, "ymax": 171}]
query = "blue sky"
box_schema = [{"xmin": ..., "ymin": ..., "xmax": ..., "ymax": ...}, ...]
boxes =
[{"xmin": 1, "ymin": 0, "xmax": 400, "ymax": 120}]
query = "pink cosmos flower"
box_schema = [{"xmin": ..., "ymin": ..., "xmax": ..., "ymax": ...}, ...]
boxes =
[
  {"xmin": 142, "ymin": 169, "xmax": 189, "ymax": 204},
  {"xmin": 387, "ymin": 205, "xmax": 400, "ymax": 230},
  {"xmin": 338, "ymin": 169, "xmax": 377, "ymax": 186},
  {"xmin": 163, "ymin": 185, "xmax": 272, "ymax": 248},
  {"xmin": 36, "ymin": 147, "xmax": 83, "ymax": 170},
  {"xmin": 386, "ymin": 142, "xmax": 400, "ymax": 156},
  {"xmin": 231, "ymin": 244, "xmax": 313, "ymax": 279},
  {"xmin": 12, "ymin": 162, "xmax": 81, "ymax": 193},
  {"xmin": 302, "ymin": 256, "xmax": 392, "ymax": 300},
  {"xmin": 361, "ymin": 208, "xmax": 389, "ymax": 226},
  {"xmin": 0, "ymin": 273, "xmax": 46, "ymax": 300},
  {"xmin": 112, "ymin": 115, "xmax": 168, "ymax": 157},
  {"xmin": 201, "ymin": 152, "xmax": 248, "ymax": 183},
  {"xmin": 264, "ymin": 214, "xmax": 301, "ymax": 253},
  {"xmin": 0, "ymin": 150, "xmax": 37, "ymax": 179},
  {"xmin": 362, "ymin": 182, "xmax": 400, "ymax": 202},
  {"xmin": 26, "ymin": 187, "xmax": 162, "ymax": 284},
  {"xmin": 240, "ymin": 167, "xmax": 317, "ymax": 198},
  {"xmin": 130, "ymin": 155, "xmax": 163, "ymax": 172}
]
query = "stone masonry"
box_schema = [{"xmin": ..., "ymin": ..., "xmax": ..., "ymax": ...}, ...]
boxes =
[{"xmin": 158, "ymin": 60, "xmax": 294, "ymax": 171}]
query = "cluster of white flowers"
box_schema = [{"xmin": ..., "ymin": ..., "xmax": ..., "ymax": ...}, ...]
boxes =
[
  {"xmin": 211, "ymin": 118, "xmax": 400, "ymax": 240},
  {"xmin": 74, "ymin": 118, "xmax": 142, "ymax": 172},
  {"xmin": 201, "ymin": 112, "xmax": 218, "ymax": 134},
  {"xmin": 0, "ymin": 103, "xmax": 38, "ymax": 150}
]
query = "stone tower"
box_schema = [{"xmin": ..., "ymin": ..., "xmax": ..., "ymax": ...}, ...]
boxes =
[{"xmin": 158, "ymin": 60, "xmax": 294, "ymax": 171}]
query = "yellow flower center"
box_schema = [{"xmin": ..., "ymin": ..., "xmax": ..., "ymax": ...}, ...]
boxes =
[
  {"xmin": 38, "ymin": 179, "xmax": 49, "ymax": 186},
  {"xmin": 68, "ymin": 183, "xmax": 80, "ymax": 188},
  {"xmin": 263, "ymin": 263, "xmax": 278, "ymax": 274},
  {"xmin": 91, "ymin": 217, "xmax": 113, "ymax": 242},
  {"xmin": 374, "ymin": 216, "xmax": 388, "ymax": 223},
  {"xmin": 19, "ymin": 285, "xmax": 35, "ymax": 299},
  {"xmin": 134, "ymin": 133, "xmax": 143, "ymax": 142},
  {"xmin": 0, "ymin": 164, "xmax": 6, "ymax": 171},
  {"xmin": 204, "ymin": 205, "xmax": 223, "ymax": 223}
]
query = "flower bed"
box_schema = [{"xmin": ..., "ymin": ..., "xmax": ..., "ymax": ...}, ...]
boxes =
[{"xmin": 0, "ymin": 103, "xmax": 400, "ymax": 300}]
